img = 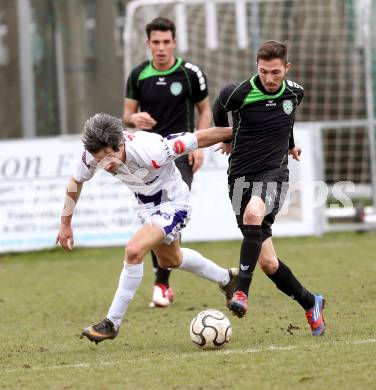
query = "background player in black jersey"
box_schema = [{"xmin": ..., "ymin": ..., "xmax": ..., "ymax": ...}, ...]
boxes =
[
  {"xmin": 122, "ymin": 17, "xmax": 211, "ymax": 308},
  {"xmin": 213, "ymin": 40, "xmax": 325, "ymax": 336}
]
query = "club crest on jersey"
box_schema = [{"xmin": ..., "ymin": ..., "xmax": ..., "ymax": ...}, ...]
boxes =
[
  {"xmin": 170, "ymin": 82, "xmax": 182, "ymax": 96},
  {"xmin": 283, "ymin": 100, "xmax": 293, "ymax": 115},
  {"xmin": 173, "ymin": 140, "xmax": 186, "ymax": 154}
]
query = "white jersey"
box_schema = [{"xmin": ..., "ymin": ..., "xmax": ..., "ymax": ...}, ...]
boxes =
[{"xmin": 73, "ymin": 131, "xmax": 198, "ymax": 243}]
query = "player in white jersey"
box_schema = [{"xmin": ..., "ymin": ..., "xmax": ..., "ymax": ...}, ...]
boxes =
[
  {"xmin": 74, "ymin": 130, "xmax": 192, "ymax": 244},
  {"xmin": 56, "ymin": 113, "xmax": 237, "ymax": 344}
]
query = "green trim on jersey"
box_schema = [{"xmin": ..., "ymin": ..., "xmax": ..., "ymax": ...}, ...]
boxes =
[
  {"xmin": 138, "ymin": 57, "xmax": 183, "ymax": 81},
  {"xmin": 242, "ymin": 76, "xmax": 286, "ymax": 107}
]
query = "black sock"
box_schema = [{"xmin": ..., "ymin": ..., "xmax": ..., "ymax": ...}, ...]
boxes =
[
  {"xmin": 151, "ymin": 250, "xmax": 171, "ymax": 287},
  {"xmin": 267, "ymin": 259, "xmax": 315, "ymax": 310},
  {"xmin": 237, "ymin": 225, "xmax": 262, "ymax": 296}
]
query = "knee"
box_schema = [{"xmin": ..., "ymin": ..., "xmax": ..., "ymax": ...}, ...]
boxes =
[
  {"xmin": 243, "ymin": 210, "xmax": 264, "ymax": 225},
  {"xmin": 243, "ymin": 198, "xmax": 265, "ymax": 225},
  {"xmin": 125, "ymin": 242, "xmax": 143, "ymax": 264},
  {"xmin": 258, "ymin": 253, "xmax": 278, "ymax": 274}
]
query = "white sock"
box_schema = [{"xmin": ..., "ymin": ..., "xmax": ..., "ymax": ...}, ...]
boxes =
[
  {"xmin": 107, "ymin": 262, "xmax": 143, "ymax": 329},
  {"xmin": 178, "ymin": 248, "xmax": 229, "ymax": 285}
]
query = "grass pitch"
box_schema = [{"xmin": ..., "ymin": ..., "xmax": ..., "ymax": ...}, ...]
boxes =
[{"xmin": 1, "ymin": 232, "xmax": 376, "ymax": 389}]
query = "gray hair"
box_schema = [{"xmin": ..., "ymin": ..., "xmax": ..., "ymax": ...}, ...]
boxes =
[{"xmin": 82, "ymin": 113, "xmax": 124, "ymax": 154}]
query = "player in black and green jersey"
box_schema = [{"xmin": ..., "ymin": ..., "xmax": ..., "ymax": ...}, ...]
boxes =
[
  {"xmin": 123, "ymin": 17, "xmax": 211, "ymax": 308},
  {"xmin": 213, "ymin": 41, "xmax": 326, "ymax": 336}
]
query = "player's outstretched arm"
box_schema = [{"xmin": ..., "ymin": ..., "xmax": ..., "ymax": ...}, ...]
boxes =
[
  {"xmin": 156, "ymin": 128, "xmax": 232, "ymax": 167},
  {"xmin": 195, "ymin": 127, "xmax": 233, "ymax": 148},
  {"xmin": 56, "ymin": 177, "xmax": 83, "ymax": 251}
]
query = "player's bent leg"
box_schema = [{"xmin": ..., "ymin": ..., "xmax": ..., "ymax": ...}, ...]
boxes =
[
  {"xmin": 177, "ymin": 247, "xmax": 232, "ymax": 287},
  {"xmin": 147, "ymin": 208, "xmax": 189, "ymax": 308},
  {"xmin": 257, "ymin": 238, "xmax": 279, "ymax": 274},
  {"xmin": 126, "ymin": 225, "xmax": 167, "ymax": 310},
  {"xmin": 154, "ymin": 242, "xmax": 237, "ymax": 302},
  {"xmin": 81, "ymin": 224, "xmax": 165, "ymax": 343},
  {"xmin": 153, "ymin": 238, "xmax": 182, "ymax": 269},
  {"xmin": 243, "ymin": 196, "xmax": 266, "ymax": 225},
  {"xmin": 126, "ymin": 224, "xmax": 167, "ymax": 308},
  {"xmin": 261, "ymin": 238, "xmax": 325, "ymax": 336},
  {"xmin": 229, "ymin": 196, "xmax": 264, "ymax": 318},
  {"xmin": 126, "ymin": 223, "xmax": 165, "ymax": 264},
  {"xmin": 152, "ymin": 250, "xmax": 172, "ymax": 289},
  {"xmin": 152, "ymin": 158, "xmax": 192, "ymax": 307},
  {"xmin": 81, "ymin": 261, "xmax": 145, "ymax": 344}
]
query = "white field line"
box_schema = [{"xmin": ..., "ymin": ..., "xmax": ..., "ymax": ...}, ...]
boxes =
[{"xmin": 1, "ymin": 338, "xmax": 376, "ymax": 374}]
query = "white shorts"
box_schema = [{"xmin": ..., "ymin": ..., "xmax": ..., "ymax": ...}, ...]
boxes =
[{"xmin": 137, "ymin": 205, "xmax": 191, "ymax": 245}]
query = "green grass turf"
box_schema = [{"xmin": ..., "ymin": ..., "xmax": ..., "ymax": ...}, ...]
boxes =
[{"xmin": 0, "ymin": 232, "xmax": 375, "ymax": 389}]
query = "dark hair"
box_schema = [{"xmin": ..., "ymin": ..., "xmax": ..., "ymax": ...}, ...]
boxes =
[
  {"xmin": 145, "ymin": 17, "xmax": 176, "ymax": 40},
  {"xmin": 82, "ymin": 113, "xmax": 124, "ymax": 154},
  {"xmin": 257, "ymin": 40, "xmax": 288, "ymax": 64}
]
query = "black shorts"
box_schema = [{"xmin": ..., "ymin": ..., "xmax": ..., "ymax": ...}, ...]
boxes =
[
  {"xmin": 175, "ymin": 155, "xmax": 193, "ymax": 190},
  {"xmin": 228, "ymin": 167, "xmax": 289, "ymax": 241}
]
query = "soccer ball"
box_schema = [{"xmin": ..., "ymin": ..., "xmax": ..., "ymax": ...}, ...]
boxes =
[{"xmin": 189, "ymin": 309, "xmax": 232, "ymax": 349}]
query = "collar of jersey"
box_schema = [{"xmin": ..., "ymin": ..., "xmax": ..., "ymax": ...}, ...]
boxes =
[
  {"xmin": 138, "ymin": 57, "xmax": 183, "ymax": 81},
  {"xmin": 242, "ymin": 75, "xmax": 286, "ymax": 106}
]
